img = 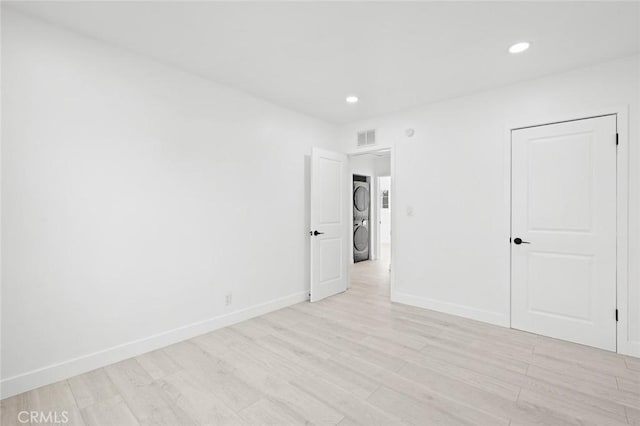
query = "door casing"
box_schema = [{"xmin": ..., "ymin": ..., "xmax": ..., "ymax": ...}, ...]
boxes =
[{"xmin": 505, "ymin": 106, "xmax": 632, "ymax": 356}]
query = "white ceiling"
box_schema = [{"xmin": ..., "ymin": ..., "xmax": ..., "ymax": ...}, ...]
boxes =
[{"xmin": 6, "ymin": 1, "xmax": 640, "ymax": 124}]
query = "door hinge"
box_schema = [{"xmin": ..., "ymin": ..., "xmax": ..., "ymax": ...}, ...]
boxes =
[
  {"xmin": 616, "ymin": 133, "xmax": 619, "ymax": 145},
  {"xmin": 616, "ymin": 309, "xmax": 619, "ymax": 322}
]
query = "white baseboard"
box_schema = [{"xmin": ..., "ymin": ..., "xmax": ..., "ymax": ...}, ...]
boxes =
[
  {"xmin": 0, "ymin": 291, "xmax": 308, "ymax": 399},
  {"xmin": 391, "ymin": 290, "xmax": 509, "ymax": 328},
  {"xmin": 619, "ymin": 340, "xmax": 640, "ymax": 358},
  {"xmin": 390, "ymin": 290, "xmax": 639, "ymax": 359}
]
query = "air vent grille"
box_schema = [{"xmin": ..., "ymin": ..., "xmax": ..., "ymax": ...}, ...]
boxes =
[{"xmin": 357, "ymin": 129, "xmax": 376, "ymax": 147}]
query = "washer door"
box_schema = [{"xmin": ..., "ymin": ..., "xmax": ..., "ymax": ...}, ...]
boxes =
[{"xmin": 354, "ymin": 225, "xmax": 369, "ymax": 252}]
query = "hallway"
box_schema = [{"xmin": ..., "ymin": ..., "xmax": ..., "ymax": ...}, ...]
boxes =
[{"xmin": 350, "ymin": 243, "xmax": 391, "ymax": 298}]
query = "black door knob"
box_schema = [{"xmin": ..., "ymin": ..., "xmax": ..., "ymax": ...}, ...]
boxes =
[
  {"xmin": 313, "ymin": 230, "xmax": 324, "ymax": 236},
  {"xmin": 513, "ymin": 237, "xmax": 530, "ymax": 245}
]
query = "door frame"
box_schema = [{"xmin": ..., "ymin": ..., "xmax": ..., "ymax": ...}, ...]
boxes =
[
  {"xmin": 504, "ymin": 105, "xmax": 632, "ymax": 356},
  {"xmin": 346, "ymin": 147, "xmax": 395, "ymax": 294}
]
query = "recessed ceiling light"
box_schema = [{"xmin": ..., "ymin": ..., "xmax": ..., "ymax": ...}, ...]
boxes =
[
  {"xmin": 346, "ymin": 96, "xmax": 359, "ymax": 104},
  {"xmin": 508, "ymin": 42, "xmax": 530, "ymax": 54}
]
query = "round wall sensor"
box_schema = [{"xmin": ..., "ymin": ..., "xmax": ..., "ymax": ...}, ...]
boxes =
[{"xmin": 405, "ymin": 128, "xmax": 415, "ymax": 137}]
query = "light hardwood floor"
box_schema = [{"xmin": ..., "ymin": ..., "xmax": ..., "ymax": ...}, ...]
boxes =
[{"xmin": 2, "ymin": 249, "xmax": 639, "ymax": 425}]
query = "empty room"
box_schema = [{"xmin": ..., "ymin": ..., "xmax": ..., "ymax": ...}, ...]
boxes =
[{"xmin": 1, "ymin": 1, "xmax": 639, "ymax": 425}]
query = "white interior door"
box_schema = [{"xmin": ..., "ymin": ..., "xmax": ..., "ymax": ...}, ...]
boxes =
[
  {"xmin": 511, "ymin": 115, "xmax": 617, "ymax": 351},
  {"xmin": 310, "ymin": 147, "xmax": 348, "ymax": 302}
]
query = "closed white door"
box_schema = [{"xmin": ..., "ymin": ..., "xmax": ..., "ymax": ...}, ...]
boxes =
[
  {"xmin": 310, "ymin": 147, "xmax": 348, "ymax": 302},
  {"xmin": 511, "ymin": 115, "xmax": 617, "ymax": 351}
]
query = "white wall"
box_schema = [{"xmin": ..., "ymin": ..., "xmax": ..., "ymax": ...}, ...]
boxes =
[
  {"xmin": 379, "ymin": 176, "xmax": 391, "ymax": 245},
  {"xmin": 1, "ymin": 10, "xmax": 341, "ymax": 397},
  {"xmin": 341, "ymin": 55, "xmax": 640, "ymax": 356}
]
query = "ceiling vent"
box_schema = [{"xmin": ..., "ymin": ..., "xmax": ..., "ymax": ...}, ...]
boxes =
[{"xmin": 357, "ymin": 129, "xmax": 376, "ymax": 147}]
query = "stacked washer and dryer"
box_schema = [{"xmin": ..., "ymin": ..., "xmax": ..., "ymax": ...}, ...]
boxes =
[{"xmin": 353, "ymin": 175, "xmax": 370, "ymax": 262}]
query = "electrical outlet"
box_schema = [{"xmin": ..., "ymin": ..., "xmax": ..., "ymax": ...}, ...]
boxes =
[{"xmin": 225, "ymin": 293, "xmax": 232, "ymax": 306}]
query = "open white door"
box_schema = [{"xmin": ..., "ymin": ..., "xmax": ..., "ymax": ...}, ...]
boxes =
[
  {"xmin": 511, "ymin": 115, "xmax": 617, "ymax": 351},
  {"xmin": 310, "ymin": 147, "xmax": 348, "ymax": 302}
]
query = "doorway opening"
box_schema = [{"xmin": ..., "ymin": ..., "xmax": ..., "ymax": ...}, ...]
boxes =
[{"xmin": 348, "ymin": 149, "xmax": 392, "ymax": 294}]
